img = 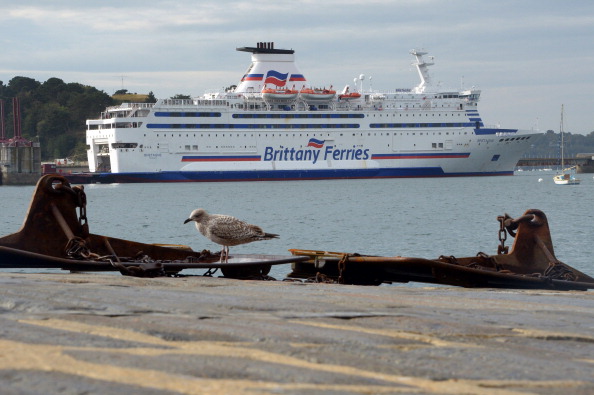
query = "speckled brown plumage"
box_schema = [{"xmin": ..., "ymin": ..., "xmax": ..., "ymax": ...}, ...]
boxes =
[{"xmin": 184, "ymin": 208, "xmax": 279, "ymax": 261}]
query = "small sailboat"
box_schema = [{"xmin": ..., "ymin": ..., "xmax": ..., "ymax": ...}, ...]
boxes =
[{"xmin": 553, "ymin": 105, "xmax": 580, "ymax": 185}]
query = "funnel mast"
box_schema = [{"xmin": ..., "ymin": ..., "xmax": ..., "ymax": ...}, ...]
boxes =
[{"xmin": 410, "ymin": 49, "xmax": 434, "ymax": 93}]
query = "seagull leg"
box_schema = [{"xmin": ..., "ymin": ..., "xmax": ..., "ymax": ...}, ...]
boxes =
[{"xmin": 219, "ymin": 246, "xmax": 229, "ymax": 263}]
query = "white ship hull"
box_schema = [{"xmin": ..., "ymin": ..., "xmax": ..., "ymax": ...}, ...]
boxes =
[{"xmin": 82, "ymin": 43, "xmax": 540, "ymax": 183}]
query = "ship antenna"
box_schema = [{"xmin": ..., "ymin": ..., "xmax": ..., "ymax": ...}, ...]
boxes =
[{"xmin": 410, "ymin": 49, "xmax": 434, "ymax": 93}]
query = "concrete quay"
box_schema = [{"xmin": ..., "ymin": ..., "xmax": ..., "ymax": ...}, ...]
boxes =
[{"xmin": 1, "ymin": 272, "xmax": 593, "ymax": 394}]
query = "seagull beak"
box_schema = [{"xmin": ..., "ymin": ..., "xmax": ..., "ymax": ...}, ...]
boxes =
[{"xmin": 183, "ymin": 218, "xmax": 192, "ymax": 224}]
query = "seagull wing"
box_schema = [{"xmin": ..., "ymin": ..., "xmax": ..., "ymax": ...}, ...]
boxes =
[{"xmin": 208, "ymin": 215, "xmax": 257, "ymax": 240}]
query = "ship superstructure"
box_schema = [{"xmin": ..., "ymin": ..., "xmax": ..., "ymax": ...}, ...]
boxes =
[{"xmin": 84, "ymin": 42, "xmax": 539, "ymax": 183}]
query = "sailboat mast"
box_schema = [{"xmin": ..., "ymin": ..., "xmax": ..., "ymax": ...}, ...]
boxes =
[{"xmin": 559, "ymin": 104, "xmax": 565, "ymax": 171}]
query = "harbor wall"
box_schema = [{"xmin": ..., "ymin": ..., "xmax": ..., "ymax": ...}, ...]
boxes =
[
  {"xmin": 576, "ymin": 153, "xmax": 594, "ymax": 173},
  {"xmin": 0, "ymin": 143, "xmax": 42, "ymax": 185}
]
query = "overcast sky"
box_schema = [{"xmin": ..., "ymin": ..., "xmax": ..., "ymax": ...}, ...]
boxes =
[{"xmin": 1, "ymin": 1, "xmax": 593, "ymax": 134}]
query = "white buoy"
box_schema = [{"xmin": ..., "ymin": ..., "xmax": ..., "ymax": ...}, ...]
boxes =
[{"xmin": 538, "ymin": 178, "xmax": 543, "ymax": 182}]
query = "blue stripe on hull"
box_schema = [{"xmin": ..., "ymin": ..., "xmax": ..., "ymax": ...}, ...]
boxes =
[{"xmin": 67, "ymin": 167, "xmax": 514, "ymax": 184}]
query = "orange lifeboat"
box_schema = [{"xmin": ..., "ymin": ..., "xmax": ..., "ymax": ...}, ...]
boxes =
[
  {"xmin": 338, "ymin": 92, "xmax": 362, "ymax": 100},
  {"xmin": 299, "ymin": 87, "xmax": 336, "ymax": 102},
  {"xmin": 262, "ymin": 88, "xmax": 299, "ymax": 101}
]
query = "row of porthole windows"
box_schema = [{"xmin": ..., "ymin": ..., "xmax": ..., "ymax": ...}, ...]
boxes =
[
  {"xmin": 368, "ymin": 113, "xmax": 464, "ymax": 117},
  {"xmin": 500, "ymin": 136, "xmax": 532, "ymax": 141},
  {"xmin": 146, "ymin": 131, "xmax": 470, "ymax": 138},
  {"xmin": 183, "ymin": 145, "xmax": 258, "ymax": 150},
  {"xmin": 175, "ymin": 142, "xmax": 455, "ymax": 151},
  {"xmin": 149, "ymin": 133, "xmax": 337, "ymax": 138}
]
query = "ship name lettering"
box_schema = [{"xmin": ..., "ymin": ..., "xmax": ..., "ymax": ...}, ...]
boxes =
[
  {"xmin": 263, "ymin": 147, "xmax": 320, "ymax": 163},
  {"xmin": 263, "ymin": 146, "xmax": 370, "ymax": 164},
  {"xmin": 325, "ymin": 146, "xmax": 369, "ymax": 161}
]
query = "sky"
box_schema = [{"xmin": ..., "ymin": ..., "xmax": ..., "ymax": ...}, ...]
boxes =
[{"xmin": 1, "ymin": 0, "xmax": 593, "ymax": 134}]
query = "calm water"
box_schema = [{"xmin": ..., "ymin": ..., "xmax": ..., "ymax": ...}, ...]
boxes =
[{"xmin": 2, "ymin": 171, "xmax": 593, "ymax": 281}]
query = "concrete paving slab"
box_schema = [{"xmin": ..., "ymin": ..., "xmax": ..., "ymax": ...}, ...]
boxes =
[{"xmin": 1, "ymin": 272, "xmax": 593, "ymax": 394}]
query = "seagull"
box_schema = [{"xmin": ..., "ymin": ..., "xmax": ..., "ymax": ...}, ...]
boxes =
[{"xmin": 184, "ymin": 208, "xmax": 279, "ymax": 262}]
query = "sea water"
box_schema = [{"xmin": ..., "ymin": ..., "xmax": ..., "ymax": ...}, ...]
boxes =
[{"xmin": 1, "ymin": 171, "xmax": 593, "ymax": 281}]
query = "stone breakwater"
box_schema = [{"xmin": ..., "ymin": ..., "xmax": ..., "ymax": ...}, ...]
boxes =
[{"xmin": 1, "ymin": 272, "xmax": 593, "ymax": 394}]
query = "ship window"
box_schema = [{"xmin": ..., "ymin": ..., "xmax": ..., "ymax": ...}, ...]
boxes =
[
  {"xmin": 185, "ymin": 145, "xmax": 191, "ymax": 150},
  {"xmin": 192, "ymin": 145, "xmax": 198, "ymax": 150}
]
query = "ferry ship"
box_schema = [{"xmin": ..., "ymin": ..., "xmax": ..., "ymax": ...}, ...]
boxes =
[{"xmin": 81, "ymin": 42, "xmax": 540, "ymax": 183}]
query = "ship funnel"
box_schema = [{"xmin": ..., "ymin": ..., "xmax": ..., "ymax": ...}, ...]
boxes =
[
  {"xmin": 256, "ymin": 42, "xmax": 275, "ymax": 49},
  {"xmin": 235, "ymin": 43, "xmax": 307, "ymax": 93}
]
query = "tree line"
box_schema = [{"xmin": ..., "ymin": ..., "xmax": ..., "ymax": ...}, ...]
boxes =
[
  {"xmin": 0, "ymin": 76, "xmax": 593, "ymax": 161},
  {"xmin": 525, "ymin": 130, "xmax": 594, "ymax": 158},
  {"xmin": 0, "ymin": 76, "xmax": 157, "ymax": 161}
]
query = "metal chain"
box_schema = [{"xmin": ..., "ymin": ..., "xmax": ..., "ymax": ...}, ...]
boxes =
[
  {"xmin": 544, "ymin": 261, "xmax": 578, "ymax": 281},
  {"xmin": 65, "ymin": 237, "xmax": 97, "ymax": 260},
  {"xmin": 497, "ymin": 215, "xmax": 509, "ymax": 255},
  {"xmin": 337, "ymin": 254, "xmax": 348, "ymax": 284}
]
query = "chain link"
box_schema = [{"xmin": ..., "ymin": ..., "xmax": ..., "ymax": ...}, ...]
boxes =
[
  {"xmin": 544, "ymin": 261, "xmax": 578, "ymax": 281},
  {"xmin": 497, "ymin": 215, "xmax": 509, "ymax": 255},
  {"xmin": 337, "ymin": 254, "xmax": 349, "ymax": 284},
  {"xmin": 65, "ymin": 237, "xmax": 97, "ymax": 260}
]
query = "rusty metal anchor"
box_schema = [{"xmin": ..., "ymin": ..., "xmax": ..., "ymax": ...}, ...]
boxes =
[
  {"xmin": 289, "ymin": 209, "xmax": 594, "ymax": 290},
  {"xmin": 491, "ymin": 209, "xmax": 580, "ymax": 281},
  {"xmin": 0, "ymin": 175, "xmax": 306, "ymax": 278}
]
